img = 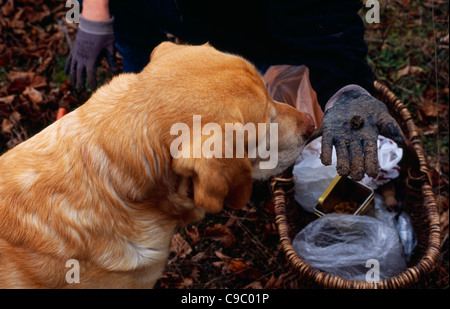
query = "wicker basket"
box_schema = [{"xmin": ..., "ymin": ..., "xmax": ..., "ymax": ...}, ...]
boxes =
[{"xmin": 270, "ymin": 81, "xmax": 441, "ymax": 289}]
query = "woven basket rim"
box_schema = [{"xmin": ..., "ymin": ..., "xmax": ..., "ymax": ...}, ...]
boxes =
[{"xmin": 271, "ymin": 81, "xmax": 441, "ymax": 289}]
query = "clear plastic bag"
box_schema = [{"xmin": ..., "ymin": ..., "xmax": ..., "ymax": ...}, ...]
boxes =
[
  {"xmin": 293, "ymin": 213, "xmax": 408, "ymax": 281},
  {"xmin": 373, "ymin": 193, "xmax": 417, "ymax": 262},
  {"xmin": 293, "ymin": 137, "xmax": 337, "ymax": 212},
  {"xmin": 397, "ymin": 211, "xmax": 417, "ymax": 262}
]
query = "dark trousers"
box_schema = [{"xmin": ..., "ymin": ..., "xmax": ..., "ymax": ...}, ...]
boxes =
[{"xmin": 109, "ymin": 0, "xmax": 375, "ymax": 107}]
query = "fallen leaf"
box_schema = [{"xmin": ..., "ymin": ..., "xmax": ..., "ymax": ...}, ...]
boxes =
[
  {"xmin": 36, "ymin": 54, "xmax": 53, "ymax": 75},
  {"xmin": 205, "ymin": 223, "xmax": 236, "ymax": 248},
  {"xmin": 191, "ymin": 251, "xmax": 207, "ymax": 263},
  {"xmin": 212, "ymin": 249, "xmax": 231, "ymax": 269},
  {"xmin": 7, "ymin": 71, "xmax": 32, "ymax": 92},
  {"xmin": 418, "ymin": 102, "xmax": 439, "ymax": 117},
  {"xmin": 170, "ymin": 233, "xmax": 192, "ymax": 259},
  {"xmin": 229, "ymin": 259, "xmax": 249, "ymax": 273},
  {"xmin": 214, "ymin": 249, "xmax": 231, "ymax": 261},
  {"xmin": 176, "ymin": 277, "xmax": 193, "ymax": 289},
  {"xmin": 23, "ymin": 86, "xmax": 43, "ymax": 104},
  {"xmin": 244, "ymin": 281, "xmax": 263, "ymax": 289},
  {"xmin": 7, "ymin": 71, "xmax": 47, "ymax": 92},
  {"xmin": 185, "ymin": 225, "xmax": 201, "ymax": 245},
  {"xmin": 396, "ymin": 65, "xmax": 425, "ymax": 79},
  {"xmin": 229, "ymin": 259, "xmax": 260, "ymax": 279},
  {"xmin": 264, "ymin": 273, "xmax": 295, "ymax": 289},
  {"xmin": 190, "ymin": 267, "xmax": 200, "ymax": 282},
  {"xmin": 420, "ymin": 124, "xmax": 439, "ymax": 135},
  {"xmin": 1, "ymin": 0, "xmax": 14, "ymax": 16},
  {"xmin": 30, "ymin": 74, "xmax": 47, "ymax": 88},
  {"xmin": 264, "ymin": 274, "xmax": 278, "ymax": 288},
  {"xmin": 9, "ymin": 111, "xmax": 21, "ymax": 125},
  {"xmin": 0, "ymin": 95, "xmax": 15, "ymax": 104},
  {"xmin": 157, "ymin": 272, "xmax": 181, "ymax": 289},
  {"xmin": 23, "ymin": 4, "xmax": 50, "ymax": 23},
  {"xmin": 212, "ymin": 260, "xmax": 226, "ymax": 269},
  {"xmin": 2, "ymin": 118, "xmax": 14, "ymax": 134}
]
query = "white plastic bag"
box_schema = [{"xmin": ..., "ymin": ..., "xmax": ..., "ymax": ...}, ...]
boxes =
[
  {"xmin": 293, "ymin": 213, "xmax": 408, "ymax": 281},
  {"xmin": 361, "ymin": 136, "xmax": 403, "ymax": 189},
  {"xmin": 293, "ymin": 137, "xmax": 337, "ymax": 212}
]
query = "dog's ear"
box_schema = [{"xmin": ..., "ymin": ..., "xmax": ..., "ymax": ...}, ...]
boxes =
[
  {"xmin": 174, "ymin": 157, "xmax": 253, "ymax": 213},
  {"xmin": 194, "ymin": 157, "xmax": 253, "ymax": 213}
]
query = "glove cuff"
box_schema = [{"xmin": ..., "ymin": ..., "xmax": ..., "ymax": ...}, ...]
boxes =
[
  {"xmin": 325, "ymin": 84, "xmax": 371, "ymax": 112},
  {"xmin": 79, "ymin": 15, "xmax": 115, "ymax": 35}
]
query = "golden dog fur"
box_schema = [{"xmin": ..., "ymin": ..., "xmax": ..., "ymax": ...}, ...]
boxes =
[{"xmin": 0, "ymin": 42, "xmax": 314, "ymax": 288}]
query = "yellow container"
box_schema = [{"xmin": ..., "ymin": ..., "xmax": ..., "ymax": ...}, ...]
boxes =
[{"xmin": 313, "ymin": 175, "xmax": 375, "ymax": 217}]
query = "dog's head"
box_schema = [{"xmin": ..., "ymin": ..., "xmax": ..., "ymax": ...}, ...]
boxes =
[{"xmin": 144, "ymin": 42, "xmax": 314, "ymax": 213}]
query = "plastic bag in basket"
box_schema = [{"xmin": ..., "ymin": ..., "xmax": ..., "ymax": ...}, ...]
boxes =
[{"xmin": 293, "ymin": 213, "xmax": 408, "ymax": 281}]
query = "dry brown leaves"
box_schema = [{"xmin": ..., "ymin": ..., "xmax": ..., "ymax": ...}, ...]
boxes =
[
  {"xmin": 395, "ymin": 64, "xmax": 425, "ymax": 79},
  {"xmin": 0, "ymin": 0, "xmax": 79, "ymax": 152},
  {"xmin": 156, "ymin": 200, "xmax": 302, "ymax": 289}
]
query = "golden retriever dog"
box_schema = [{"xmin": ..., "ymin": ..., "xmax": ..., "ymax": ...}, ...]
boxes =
[{"xmin": 0, "ymin": 42, "xmax": 314, "ymax": 288}]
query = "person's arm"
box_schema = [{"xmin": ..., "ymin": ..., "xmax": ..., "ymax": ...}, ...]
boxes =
[
  {"xmin": 65, "ymin": 0, "xmax": 117, "ymax": 91},
  {"xmin": 81, "ymin": 0, "xmax": 110, "ymax": 21}
]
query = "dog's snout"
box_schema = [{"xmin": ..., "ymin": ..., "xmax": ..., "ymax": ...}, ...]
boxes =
[{"xmin": 302, "ymin": 113, "xmax": 315, "ymax": 140}]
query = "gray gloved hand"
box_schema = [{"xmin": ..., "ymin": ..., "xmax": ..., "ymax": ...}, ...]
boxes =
[
  {"xmin": 65, "ymin": 15, "xmax": 117, "ymax": 91},
  {"xmin": 320, "ymin": 88, "xmax": 406, "ymax": 181}
]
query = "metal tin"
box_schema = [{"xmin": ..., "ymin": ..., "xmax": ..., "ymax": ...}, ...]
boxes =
[{"xmin": 313, "ymin": 175, "xmax": 375, "ymax": 217}]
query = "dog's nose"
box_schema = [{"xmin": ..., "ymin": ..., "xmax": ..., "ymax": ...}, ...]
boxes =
[{"xmin": 303, "ymin": 113, "xmax": 315, "ymax": 140}]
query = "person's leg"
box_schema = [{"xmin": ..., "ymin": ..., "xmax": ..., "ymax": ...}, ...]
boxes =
[
  {"xmin": 109, "ymin": 1, "xmax": 172, "ymax": 73},
  {"xmin": 174, "ymin": 0, "xmax": 271, "ymax": 73},
  {"xmin": 266, "ymin": 0, "xmax": 375, "ymax": 106},
  {"xmin": 110, "ymin": 0, "xmax": 272, "ymax": 74}
]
